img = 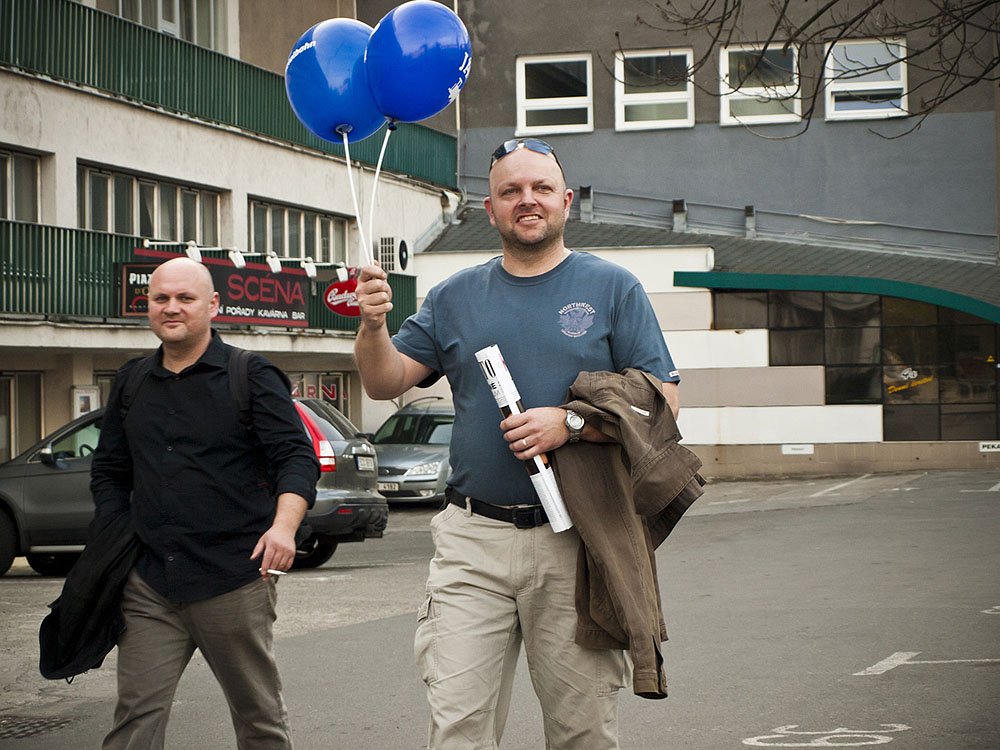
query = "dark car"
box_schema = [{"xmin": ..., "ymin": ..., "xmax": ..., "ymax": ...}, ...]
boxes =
[
  {"xmin": 0, "ymin": 398, "xmax": 386, "ymax": 576},
  {"xmin": 372, "ymin": 397, "xmax": 453, "ymax": 505}
]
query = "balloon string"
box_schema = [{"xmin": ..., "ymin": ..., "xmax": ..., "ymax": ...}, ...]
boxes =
[
  {"xmin": 366, "ymin": 124, "xmax": 393, "ymax": 272},
  {"xmin": 341, "ymin": 130, "xmax": 372, "ymax": 267}
]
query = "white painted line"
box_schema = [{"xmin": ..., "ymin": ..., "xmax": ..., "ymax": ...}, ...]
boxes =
[
  {"xmin": 960, "ymin": 481, "xmax": 1000, "ymax": 493},
  {"xmin": 708, "ymin": 498, "xmax": 753, "ymax": 505},
  {"xmin": 856, "ymin": 651, "xmax": 1000, "ymax": 675},
  {"xmin": 810, "ymin": 473, "xmax": 872, "ymax": 498},
  {"xmin": 854, "ymin": 651, "xmax": 922, "ymax": 675}
]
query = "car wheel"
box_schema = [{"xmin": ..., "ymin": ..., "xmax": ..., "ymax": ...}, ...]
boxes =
[
  {"xmin": 0, "ymin": 513, "xmax": 16, "ymax": 576},
  {"xmin": 26, "ymin": 552, "xmax": 80, "ymax": 577},
  {"xmin": 292, "ymin": 535, "xmax": 337, "ymax": 569}
]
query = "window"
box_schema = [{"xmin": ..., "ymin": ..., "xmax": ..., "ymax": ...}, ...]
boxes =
[
  {"xmin": 825, "ymin": 38, "xmax": 907, "ymax": 121},
  {"xmin": 720, "ymin": 44, "xmax": 800, "ymax": 125},
  {"xmin": 713, "ymin": 290, "xmax": 768, "ymax": 329},
  {"xmin": 0, "ymin": 150, "xmax": 40, "ymax": 222},
  {"xmin": 615, "ymin": 49, "xmax": 694, "ymax": 130},
  {"xmin": 248, "ymin": 200, "xmax": 348, "ymax": 265},
  {"xmin": 516, "ymin": 55, "xmax": 593, "ymax": 135},
  {"xmin": 96, "ymin": 0, "xmax": 227, "ymax": 52},
  {"xmin": 78, "ymin": 165, "xmax": 220, "ymax": 245}
]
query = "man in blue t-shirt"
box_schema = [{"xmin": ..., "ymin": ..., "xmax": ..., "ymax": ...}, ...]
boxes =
[{"xmin": 355, "ymin": 138, "xmax": 680, "ymax": 750}]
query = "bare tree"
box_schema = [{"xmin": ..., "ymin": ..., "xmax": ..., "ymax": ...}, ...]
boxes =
[{"xmin": 612, "ymin": 0, "xmax": 999, "ymax": 137}]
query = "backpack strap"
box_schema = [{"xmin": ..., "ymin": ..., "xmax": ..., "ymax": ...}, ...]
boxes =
[
  {"xmin": 119, "ymin": 354, "xmax": 156, "ymax": 420},
  {"xmin": 227, "ymin": 347, "xmax": 254, "ymax": 427}
]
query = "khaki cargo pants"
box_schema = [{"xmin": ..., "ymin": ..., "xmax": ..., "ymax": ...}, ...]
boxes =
[{"xmin": 415, "ymin": 501, "xmax": 627, "ymax": 750}]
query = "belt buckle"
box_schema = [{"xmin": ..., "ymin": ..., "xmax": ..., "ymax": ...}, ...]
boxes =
[{"xmin": 511, "ymin": 505, "xmax": 543, "ymax": 529}]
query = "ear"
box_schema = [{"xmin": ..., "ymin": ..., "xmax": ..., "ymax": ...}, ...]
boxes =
[
  {"xmin": 209, "ymin": 291, "xmax": 220, "ymax": 318},
  {"xmin": 562, "ymin": 187, "xmax": 574, "ymax": 218},
  {"xmin": 484, "ymin": 196, "xmax": 497, "ymax": 228}
]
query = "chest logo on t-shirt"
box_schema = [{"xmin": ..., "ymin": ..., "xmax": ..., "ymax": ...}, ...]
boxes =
[{"xmin": 558, "ymin": 302, "xmax": 596, "ymax": 338}]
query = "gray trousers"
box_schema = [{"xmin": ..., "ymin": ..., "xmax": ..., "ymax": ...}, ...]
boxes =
[{"xmin": 103, "ymin": 570, "xmax": 292, "ymax": 750}]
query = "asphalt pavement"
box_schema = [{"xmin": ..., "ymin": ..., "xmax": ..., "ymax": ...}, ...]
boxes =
[{"xmin": 1, "ymin": 470, "xmax": 998, "ymax": 749}]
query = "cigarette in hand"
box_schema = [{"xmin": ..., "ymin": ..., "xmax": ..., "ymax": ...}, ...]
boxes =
[{"xmin": 261, "ymin": 568, "xmax": 287, "ymax": 576}]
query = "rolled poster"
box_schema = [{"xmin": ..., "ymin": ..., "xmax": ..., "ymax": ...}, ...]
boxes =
[{"xmin": 474, "ymin": 344, "xmax": 573, "ymax": 532}]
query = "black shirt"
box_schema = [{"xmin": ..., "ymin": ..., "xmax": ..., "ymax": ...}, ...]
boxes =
[{"xmin": 91, "ymin": 332, "xmax": 319, "ymax": 603}]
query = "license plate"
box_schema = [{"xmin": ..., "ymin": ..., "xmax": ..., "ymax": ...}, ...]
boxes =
[
  {"xmin": 378, "ymin": 481, "xmax": 398, "ymax": 492},
  {"xmin": 356, "ymin": 456, "xmax": 375, "ymax": 471}
]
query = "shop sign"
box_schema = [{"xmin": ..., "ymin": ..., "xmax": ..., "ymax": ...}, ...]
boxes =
[{"xmin": 121, "ymin": 249, "xmax": 310, "ymax": 327}]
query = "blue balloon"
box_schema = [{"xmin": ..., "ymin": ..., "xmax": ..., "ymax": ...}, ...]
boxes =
[
  {"xmin": 366, "ymin": 0, "xmax": 472, "ymax": 123},
  {"xmin": 285, "ymin": 19, "xmax": 387, "ymax": 143}
]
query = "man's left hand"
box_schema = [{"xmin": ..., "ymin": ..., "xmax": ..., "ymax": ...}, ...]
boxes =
[
  {"xmin": 501, "ymin": 407, "xmax": 568, "ymax": 459},
  {"xmin": 251, "ymin": 492, "xmax": 308, "ymax": 580},
  {"xmin": 251, "ymin": 526, "xmax": 297, "ymax": 580}
]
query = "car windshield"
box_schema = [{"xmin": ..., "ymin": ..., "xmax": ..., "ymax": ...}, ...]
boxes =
[
  {"xmin": 296, "ymin": 398, "xmax": 362, "ymax": 441},
  {"xmin": 374, "ymin": 413, "xmax": 453, "ymax": 445}
]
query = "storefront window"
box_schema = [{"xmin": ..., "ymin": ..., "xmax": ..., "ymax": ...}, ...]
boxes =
[
  {"xmin": 826, "ymin": 366, "xmax": 881, "ymax": 404},
  {"xmin": 826, "ymin": 327, "xmax": 881, "ymax": 365},
  {"xmin": 713, "ymin": 290, "xmax": 768, "ymax": 329},
  {"xmin": 825, "ymin": 292, "xmax": 880, "ymax": 328},
  {"xmin": 769, "ymin": 290, "xmax": 823, "ymax": 328}
]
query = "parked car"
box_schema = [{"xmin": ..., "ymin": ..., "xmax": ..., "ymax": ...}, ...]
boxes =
[
  {"xmin": 0, "ymin": 397, "xmax": 386, "ymax": 576},
  {"xmin": 371, "ymin": 397, "xmax": 453, "ymax": 505}
]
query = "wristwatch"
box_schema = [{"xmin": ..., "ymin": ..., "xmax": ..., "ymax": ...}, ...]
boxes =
[{"xmin": 564, "ymin": 409, "xmax": 585, "ymax": 444}]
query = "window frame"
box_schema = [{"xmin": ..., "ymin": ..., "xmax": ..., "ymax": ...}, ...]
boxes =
[
  {"xmin": 0, "ymin": 149, "xmax": 41, "ymax": 223},
  {"xmin": 824, "ymin": 37, "xmax": 908, "ymax": 121},
  {"xmin": 516, "ymin": 53, "xmax": 594, "ymax": 136},
  {"xmin": 77, "ymin": 165, "xmax": 219, "ymax": 245},
  {"xmin": 719, "ymin": 43, "xmax": 801, "ymax": 126},
  {"xmin": 614, "ymin": 48, "xmax": 695, "ymax": 131},
  {"xmin": 248, "ymin": 199, "xmax": 348, "ymax": 265}
]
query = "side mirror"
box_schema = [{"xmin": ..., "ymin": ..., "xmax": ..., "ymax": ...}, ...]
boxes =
[{"xmin": 38, "ymin": 448, "xmax": 69, "ymax": 469}]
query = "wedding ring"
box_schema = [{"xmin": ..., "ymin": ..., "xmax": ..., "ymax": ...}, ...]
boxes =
[{"xmin": 521, "ymin": 438, "xmax": 528, "ymax": 449}]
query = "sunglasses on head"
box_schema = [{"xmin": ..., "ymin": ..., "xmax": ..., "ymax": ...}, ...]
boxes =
[{"xmin": 489, "ymin": 138, "xmax": 563, "ymax": 172}]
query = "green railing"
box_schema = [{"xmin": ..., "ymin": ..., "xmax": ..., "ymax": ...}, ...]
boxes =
[
  {"xmin": 0, "ymin": 220, "xmax": 415, "ymax": 333},
  {"xmin": 0, "ymin": 0, "xmax": 457, "ymax": 188}
]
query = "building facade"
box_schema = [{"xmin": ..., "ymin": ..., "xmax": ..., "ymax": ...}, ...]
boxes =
[
  {"xmin": 0, "ymin": 0, "xmax": 462, "ymax": 461},
  {"xmin": 400, "ymin": 0, "xmax": 1000, "ymax": 476}
]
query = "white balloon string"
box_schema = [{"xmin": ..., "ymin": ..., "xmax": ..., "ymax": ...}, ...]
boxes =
[
  {"xmin": 341, "ymin": 130, "xmax": 371, "ymax": 267},
  {"xmin": 366, "ymin": 125, "xmax": 393, "ymax": 271}
]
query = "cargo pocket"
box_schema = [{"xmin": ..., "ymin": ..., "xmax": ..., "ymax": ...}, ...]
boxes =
[
  {"xmin": 594, "ymin": 647, "xmax": 628, "ymax": 697},
  {"xmin": 414, "ymin": 591, "xmax": 438, "ymax": 686}
]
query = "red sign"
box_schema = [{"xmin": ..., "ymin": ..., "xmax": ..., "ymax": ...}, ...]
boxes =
[
  {"xmin": 324, "ymin": 279, "xmax": 360, "ymax": 317},
  {"xmin": 126, "ymin": 248, "xmax": 310, "ymax": 327}
]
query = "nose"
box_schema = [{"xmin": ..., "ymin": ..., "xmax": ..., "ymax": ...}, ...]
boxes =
[{"xmin": 162, "ymin": 296, "xmax": 181, "ymax": 314}]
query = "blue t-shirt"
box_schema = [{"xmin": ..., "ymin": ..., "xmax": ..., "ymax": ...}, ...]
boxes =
[{"xmin": 392, "ymin": 251, "xmax": 678, "ymax": 505}]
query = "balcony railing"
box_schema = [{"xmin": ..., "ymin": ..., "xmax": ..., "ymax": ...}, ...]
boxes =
[
  {"xmin": 0, "ymin": 220, "xmax": 415, "ymax": 333},
  {"xmin": 0, "ymin": 0, "xmax": 457, "ymax": 188}
]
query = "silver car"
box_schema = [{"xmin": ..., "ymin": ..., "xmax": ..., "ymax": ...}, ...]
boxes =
[{"xmin": 372, "ymin": 398, "xmax": 453, "ymax": 505}]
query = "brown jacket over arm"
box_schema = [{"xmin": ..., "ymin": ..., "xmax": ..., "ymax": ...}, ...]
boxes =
[{"xmin": 552, "ymin": 368, "xmax": 705, "ymax": 699}]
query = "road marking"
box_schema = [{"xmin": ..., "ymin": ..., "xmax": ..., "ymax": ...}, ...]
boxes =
[
  {"xmin": 743, "ymin": 724, "xmax": 910, "ymax": 747},
  {"xmin": 855, "ymin": 651, "xmax": 1000, "ymax": 675},
  {"xmin": 708, "ymin": 498, "xmax": 753, "ymax": 505},
  {"xmin": 809, "ymin": 474, "xmax": 871, "ymax": 498},
  {"xmin": 983, "ymin": 605, "xmax": 1000, "ymax": 615},
  {"xmin": 959, "ymin": 480, "xmax": 1000, "ymax": 493}
]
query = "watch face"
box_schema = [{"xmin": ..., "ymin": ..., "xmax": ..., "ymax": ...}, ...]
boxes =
[{"xmin": 567, "ymin": 412, "xmax": 585, "ymax": 430}]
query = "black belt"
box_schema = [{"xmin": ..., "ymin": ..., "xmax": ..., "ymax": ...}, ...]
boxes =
[{"xmin": 445, "ymin": 487, "xmax": 549, "ymax": 529}]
